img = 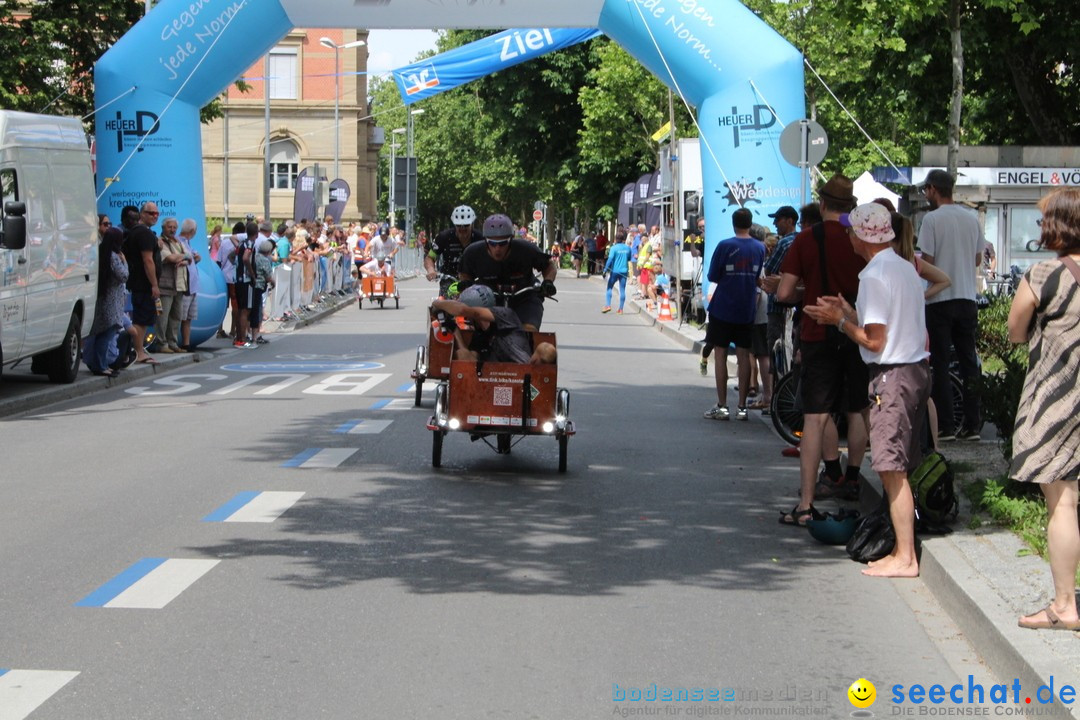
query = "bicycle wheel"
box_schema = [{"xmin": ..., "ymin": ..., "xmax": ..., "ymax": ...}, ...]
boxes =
[
  {"xmin": 949, "ymin": 372, "xmax": 984, "ymax": 434},
  {"xmin": 770, "ymin": 370, "xmax": 803, "ymax": 446}
]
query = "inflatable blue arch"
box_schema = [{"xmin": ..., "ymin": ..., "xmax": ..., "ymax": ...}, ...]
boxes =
[{"xmin": 94, "ymin": 0, "xmax": 806, "ymax": 345}]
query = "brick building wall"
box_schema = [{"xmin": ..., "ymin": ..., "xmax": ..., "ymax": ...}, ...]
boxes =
[{"xmin": 201, "ymin": 28, "xmax": 380, "ymax": 225}]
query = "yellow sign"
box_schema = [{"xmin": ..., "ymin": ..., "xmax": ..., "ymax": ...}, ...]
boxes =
[{"xmin": 651, "ymin": 121, "xmax": 671, "ymax": 143}]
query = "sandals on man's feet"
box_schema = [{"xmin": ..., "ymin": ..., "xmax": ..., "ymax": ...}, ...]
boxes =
[{"xmin": 779, "ymin": 505, "xmax": 822, "ymax": 527}]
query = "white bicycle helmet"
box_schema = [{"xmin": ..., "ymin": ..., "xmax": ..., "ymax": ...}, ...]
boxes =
[{"xmin": 450, "ymin": 205, "xmax": 477, "ymax": 227}]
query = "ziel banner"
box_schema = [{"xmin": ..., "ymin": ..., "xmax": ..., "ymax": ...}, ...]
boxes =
[{"xmin": 392, "ymin": 28, "xmax": 601, "ymax": 106}]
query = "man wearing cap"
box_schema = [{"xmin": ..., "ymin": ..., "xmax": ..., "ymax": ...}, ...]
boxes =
[
  {"xmin": 459, "ymin": 213, "xmax": 558, "ymax": 332},
  {"xmin": 917, "ymin": 169, "xmax": 983, "ymax": 441},
  {"xmin": 777, "ymin": 174, "xmax": 871, "ymax": 524},
  {"xmin": 805, "ymin": 202, "xmax": 930, "ymax": 577},
  {"xmin": 431, "ymin": 285, "xmax": 556, "ymax": 365},
  {"xmin": 760, "ymin": 205, "xmax": 800, "ymax": 366}
]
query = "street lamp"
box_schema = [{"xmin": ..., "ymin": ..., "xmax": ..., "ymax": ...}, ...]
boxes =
[
  {"xmin": 388, "ymin": 139, "xmax": 402, "ymax": 225},
  {"xmin": 319, "ymin": 36, "xmax": 366, "ymax": 180},
  {"xmin": 406, "ymin": 108, "xmax": 424, "ymax": 244}
]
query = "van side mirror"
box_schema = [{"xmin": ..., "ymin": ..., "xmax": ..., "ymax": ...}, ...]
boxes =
[{"xmin": 1, "ymin": 200, "xmax": 26, "ymax": 250}]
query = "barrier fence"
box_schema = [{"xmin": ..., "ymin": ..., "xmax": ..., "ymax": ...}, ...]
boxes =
[{"xmin": 214, "ymin": 237, "xmax": 427, "ymax": 323}]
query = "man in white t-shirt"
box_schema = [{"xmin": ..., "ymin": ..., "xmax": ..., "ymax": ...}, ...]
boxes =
[
  {"xmin": 917, "ymin": 169, "xmax": 983, "ymax": 442},
  {"xmin": 805, "ymin": 202, "xmax": 930, "ymax": 579},
  {"xmin": 359, "ymin": 255, "xmax": 393, "ymax": 277}
]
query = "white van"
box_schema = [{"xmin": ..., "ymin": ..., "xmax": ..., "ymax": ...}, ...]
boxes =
[{"xmin": 0, "ymin": 111, "xmax": 97, "ymax": 383}]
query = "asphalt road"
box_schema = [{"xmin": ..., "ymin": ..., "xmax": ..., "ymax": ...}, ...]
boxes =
[{"xmin": 0, "ymin": 276, "xmax": 989, "ymax": 719}]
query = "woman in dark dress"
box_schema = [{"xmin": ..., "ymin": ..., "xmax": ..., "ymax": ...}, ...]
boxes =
[{"xmin": 87, "ymin": 227, "xmax": 129, "ymax": 377}]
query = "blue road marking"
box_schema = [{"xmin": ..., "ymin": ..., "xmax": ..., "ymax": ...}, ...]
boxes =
[
  {"xmin": 0, "ymin": 669, "xmax": 7, "ymax": 677},
  {"xmin": 333, "ymin": 420, "xmax": 361, "ymax": 434},
  {"xmin": 396, "ymin": 382, "xmax": 414, "ymax": 392},
  {"xmin": 282, "ymin": 448, "xmax": 321, "ymax": 467},
  {"xmin": 203, "ymin": 491, "xmax": 262, "ymax": 522},
  {"xmin": 76, "ymin": 558, "xmax": 167, "ymax": 607},
  {"xmin": 371, "ymin": 399, "xmax": 391, "ymax": 410}
]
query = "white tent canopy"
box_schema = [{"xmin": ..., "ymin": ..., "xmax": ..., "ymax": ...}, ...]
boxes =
[{"xmin": 854, "ymin": 170, "xmax": 900, "ymax": 209}]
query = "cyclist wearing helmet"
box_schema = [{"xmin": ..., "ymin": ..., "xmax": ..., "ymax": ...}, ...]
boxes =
[
  {"xmin": 426, "ymin": 205, "xmax": 484, "ymax": 291},
  {"xmin": 458, "ymin": 213, "xmax": 557, "ymax": 331}
]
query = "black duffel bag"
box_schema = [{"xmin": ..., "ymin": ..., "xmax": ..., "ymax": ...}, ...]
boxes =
[{"xmin": 846, "ymin": 496, "xmax": 895, "ymax": 563}]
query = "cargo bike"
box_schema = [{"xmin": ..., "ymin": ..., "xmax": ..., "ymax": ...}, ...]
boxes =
[
  {"xmin": 423, "ymin": 303, "xmax": 574, "ymax": 473},
  {"xmin": 357, "ymin": 274, "xmax": 400, "ymax": 309},
  {"xmin": 410, "ymin": 274, "xmax": 459, "ymax": 407}
]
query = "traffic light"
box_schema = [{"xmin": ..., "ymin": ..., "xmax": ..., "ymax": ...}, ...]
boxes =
[{"xmin": 684, "ymin": 192, "xmax": 701, "ymax": 232}]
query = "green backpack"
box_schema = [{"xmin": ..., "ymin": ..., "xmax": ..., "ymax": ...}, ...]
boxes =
[{"xmin": 909, "ymin": 451, "xmax": 959, "ymax": 531}]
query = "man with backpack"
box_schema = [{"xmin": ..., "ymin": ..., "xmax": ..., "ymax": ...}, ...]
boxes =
[{"xmin": 804, "ymin": 202, "xmax": 931, "ymax": 578}]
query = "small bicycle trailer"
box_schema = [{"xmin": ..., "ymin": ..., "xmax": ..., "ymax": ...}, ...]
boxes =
[{"xmin": 357, "ymin": 275, "xmax": 399, "ymax": 309}]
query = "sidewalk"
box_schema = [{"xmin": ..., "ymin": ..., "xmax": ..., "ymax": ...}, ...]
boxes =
[
  {"xmin": 581, "ymin": 269, "xmax": 1080, "ymax": 717},
  {"xmin": 0, "ymin": 290, "xmax": 357, "ymax": 419}
]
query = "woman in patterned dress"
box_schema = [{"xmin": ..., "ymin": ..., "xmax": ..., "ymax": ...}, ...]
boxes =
[{"xmin": 1009, "ymin": 187, "xmax": 1080, "ymax": 631}]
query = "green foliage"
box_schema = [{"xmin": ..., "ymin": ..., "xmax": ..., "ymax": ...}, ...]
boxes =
[
  {"xmin": 975, "ymin": 293, "xmax": 1029, "ymax": 461},
  {"xmin": 0, "ymin": 0, "xmax": 144, "ymax": 126},
  {"xmin": 966, "ymin": 477, "xmax": 1048, "ymax": 558}
]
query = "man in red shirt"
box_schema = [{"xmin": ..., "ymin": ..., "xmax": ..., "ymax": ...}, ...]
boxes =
[
  {"xmin": 776, "ymin": 174, "xmax": 870, "ymax": 526},
  {"xmin": 594, "ymin": 228, "xmax": 608, "ymax": 275}
]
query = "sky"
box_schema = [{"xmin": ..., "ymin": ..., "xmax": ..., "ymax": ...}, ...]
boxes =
[{"xmin": 366, "ymin": 29, "xmax": 440, "ymax": 79}]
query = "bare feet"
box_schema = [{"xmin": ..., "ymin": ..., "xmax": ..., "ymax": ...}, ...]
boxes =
[{"xmin": 862, "ymin": 554, "xmax": 919, "ymax": 578}]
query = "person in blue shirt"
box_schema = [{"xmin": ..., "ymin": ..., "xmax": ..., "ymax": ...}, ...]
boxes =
[
  {"xmin": 702, "ymin": 207, "xmax": 766, "ymax": 421},
  {"xmin": 602, "ymin": 231, "xmax": 632, "ymax": 313}
]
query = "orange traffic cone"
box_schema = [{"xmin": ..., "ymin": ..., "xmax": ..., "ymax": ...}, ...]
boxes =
[{"xmin": 658, "ymin": 294, "xmax": 674, "ymax": 322}]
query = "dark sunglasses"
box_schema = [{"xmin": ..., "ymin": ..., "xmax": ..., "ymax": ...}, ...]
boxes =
[{"xmin": 486, "ymin": 238, "xmax": 511, "ymax": 246}]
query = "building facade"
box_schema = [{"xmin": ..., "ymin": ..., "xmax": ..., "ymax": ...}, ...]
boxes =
[{"xmin": 200, "ymin": 29, "xmax": 381, "ymax": 226}]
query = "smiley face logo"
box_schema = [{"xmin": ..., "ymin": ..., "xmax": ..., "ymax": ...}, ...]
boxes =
[{"xmin": 848, "ymin": 678, "xmax": 876, "ymax": 708}]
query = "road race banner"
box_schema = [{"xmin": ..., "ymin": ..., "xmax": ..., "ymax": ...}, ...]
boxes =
[{"xmin": 392, "ymin": 28, "xmax": 602, "ymax": 106}]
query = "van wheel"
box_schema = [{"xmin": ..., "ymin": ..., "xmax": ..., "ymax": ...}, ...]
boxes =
[{"xmin": 46, "ymin": 313, "xmax": 81, "ymax": 383}]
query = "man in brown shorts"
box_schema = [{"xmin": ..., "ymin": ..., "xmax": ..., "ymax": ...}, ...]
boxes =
[{"xmin": 805, "ymin": 202, "xmax": 931, "ymax": 577}]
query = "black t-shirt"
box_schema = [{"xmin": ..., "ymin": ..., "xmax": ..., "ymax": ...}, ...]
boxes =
[
  {"xmin": 459, "ymin": 239, "xmax": 551, "ymax": 293},
  {"xmin": 124, "ymin": 224, "xmax": 161, "ymax": 293},
  {"xmin": 429, "ymin": 227, "xmax": 484, "ymax": 276}
]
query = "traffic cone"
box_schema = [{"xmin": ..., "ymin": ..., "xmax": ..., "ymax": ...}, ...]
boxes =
[{"xmin": 658, "ymin": 294, "xmax": 674, "ymax": 322}]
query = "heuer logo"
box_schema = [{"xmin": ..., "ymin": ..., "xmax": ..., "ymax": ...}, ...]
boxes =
[
  {"xmin": 103, "ymin": 110, "xmax": 160, "ymax": 153},
  {"xmin": 719, "ymin": 105, "xmax": 777, "ymax": 149},
  {"xmin": 404, "ymin": 64, "xmax": 440, "ymax": 95}
]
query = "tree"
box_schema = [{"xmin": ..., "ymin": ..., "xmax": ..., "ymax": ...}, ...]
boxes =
[
  {"xmin": 0, "ymin": 0, "xmax": 247, "ymax": 130},
  {"xmin": 577, "ymin": 39, "xmax": 696, "ymax": 219}
]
